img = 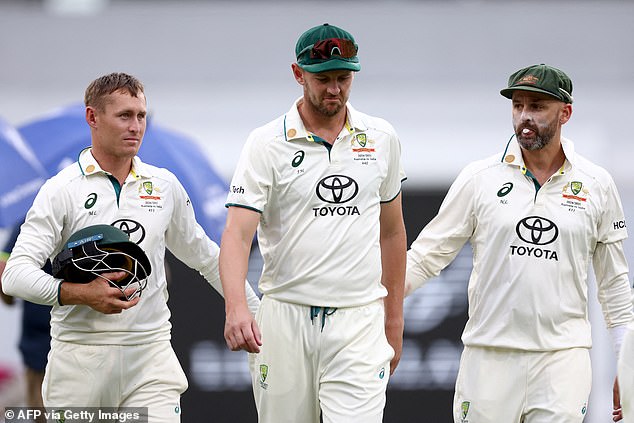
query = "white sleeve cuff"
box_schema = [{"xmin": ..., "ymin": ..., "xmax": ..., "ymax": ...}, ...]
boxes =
[{"xmin": 610, "ymin": 324, "xmax": 628, "ymax": 358}]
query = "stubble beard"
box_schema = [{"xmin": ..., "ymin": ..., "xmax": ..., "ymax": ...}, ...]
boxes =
[
  {"xmin": 318, "ymin": 103, "xmax": 342, "ymax": 117},
  {"xmin": 307, "ymin": 92, "xmax": 344, "ymax": 118}
]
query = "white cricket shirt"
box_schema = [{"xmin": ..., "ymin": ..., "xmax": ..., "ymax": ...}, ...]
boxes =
[
  {"xmin": 4, "ymin": 148, "xmax": 258, "ymax": 345},
  {"xmin": 407, "ymin": 137, "xmax": 632, "ymax": 351},
  {"xmin": 226, "ymin": 99, "xmax": 405, "ymax": 307}
]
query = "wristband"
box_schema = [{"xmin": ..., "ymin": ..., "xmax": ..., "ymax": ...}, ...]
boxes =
[{"xmin": 57, "ymin": 281, "xmax": 64, "ymax": 306}]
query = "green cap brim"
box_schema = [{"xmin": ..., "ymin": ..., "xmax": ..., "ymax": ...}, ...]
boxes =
[
  {"xmin": 500, "ymin": 85, "xmax": 564, "ymax": 102},
  {"xmin": 298, "ymin": 59, "xmax": 360, "ymax": 73}
]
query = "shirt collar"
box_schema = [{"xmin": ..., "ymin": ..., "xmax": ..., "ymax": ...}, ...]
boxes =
[
  {"xmin": 500, "ymin": 135, "xmax": 576, "ymax": 175},
  {"xmin": 283, "ymin": 97, "xmax": 368, "ymax": 143},
  {"xmin": 77, "ymin": 147, "xmax": 153, "ymax": 179}
]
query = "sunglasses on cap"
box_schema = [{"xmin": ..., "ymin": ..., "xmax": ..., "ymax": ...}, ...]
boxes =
[{"xmin": 298, "ymin": 38, "xmax": 358, "ymax": 60}]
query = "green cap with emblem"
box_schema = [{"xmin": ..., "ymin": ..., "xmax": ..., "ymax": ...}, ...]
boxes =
[
  {"xmin": 500, "ymin": 64, "xmax": 573, "ymax": 104},
  {"xmin": 295, "ymin": 23, "xmax": 360, "ymax": 73}
]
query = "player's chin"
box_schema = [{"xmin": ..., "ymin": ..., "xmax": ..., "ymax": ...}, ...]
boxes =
[
  {"xmin": 118, "ymin": 145, "xmax": 141, "ymax": 158},
  {"xmin": 320, "ymin": 102, "xmax": 343, "ymax": 116},
  {"xmin": 517, "ymin": 136, "xmax": 540, "ymax": 151}
]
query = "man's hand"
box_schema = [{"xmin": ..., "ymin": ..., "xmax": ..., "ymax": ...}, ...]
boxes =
[
  {"xmin": 219, "ymin": 206, "xmax": 262, "ymax": 353},
  {"xmin": 386, "ymin": 317, "xmax": 404, "ymax": 375},
  {"xmin": 224, "ymin": 305, "xmax": 262, "ymax": 353},
  {"xmin": 60, "ymin": 271, "xmax": 140, "ymax": 314},
  {"xmin": 613, "ymin": 377, "xmax": 623, "ymax": 422}
]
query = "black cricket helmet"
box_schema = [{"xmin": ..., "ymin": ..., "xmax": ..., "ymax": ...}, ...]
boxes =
[{"xmin": 52, "ymin": 224, "xmax": 152, "ymax": 300}]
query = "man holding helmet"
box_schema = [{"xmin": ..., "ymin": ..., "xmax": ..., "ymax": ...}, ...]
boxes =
[{"xmin": 2, "ymin": 72, "xmax": 259, "ymax": 422}]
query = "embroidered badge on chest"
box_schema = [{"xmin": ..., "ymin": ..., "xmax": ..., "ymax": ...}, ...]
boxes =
[
  {"xmin": 138, "ymin": 181, "xmax": 163, "ymax": 211},
  {"xmin": 560, "ymin": 180, "xmax": 588, "ymax": 212},
  {"xmin": 351, "ymin": 133, "xmax": 376, "ymax": 165}
]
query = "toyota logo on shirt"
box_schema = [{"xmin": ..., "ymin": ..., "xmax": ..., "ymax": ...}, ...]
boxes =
[
  {"xmin": 316, "ymin": 175, "xmax": 359, "ymax": 204},
  {"xmin": 111, "ymin": 219, "xmax": 146, "ymax": 245},
  {"xmin": 515, "ymin": 216, "xmax": 559, "ymax": 245}
]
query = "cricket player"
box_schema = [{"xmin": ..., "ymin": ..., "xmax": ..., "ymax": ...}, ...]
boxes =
[
  {"xmin": 219, "ymin": 23, "xmax": 407, "ymax": 423},
  {"xmin": 2, "ymin": 72, "xmax": 259, "ymax": 422},
  {"xmin": 406, "ymin": 64, "xmax": 632, "ymax": 422}
]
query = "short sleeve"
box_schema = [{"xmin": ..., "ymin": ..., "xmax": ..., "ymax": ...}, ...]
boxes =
[
  {"xmin": 379, "ymin": 128, "xmax": 405, "ymax": 202},
  {"xmin": 225, "ymin": 131, "xmax": 272, "ymax": 213}
]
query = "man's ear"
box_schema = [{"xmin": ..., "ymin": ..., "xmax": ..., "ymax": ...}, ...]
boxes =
[
  {"xmin": 85, "ymin": 107, "xmax": 97, "ymax": 128},
  {"xmin": 291, "ymin": 63, "xmax": 305, "ymax": 85},
  {"xmin": 560, "ymin": 104, "xmax": 573, "ymax": 125}
]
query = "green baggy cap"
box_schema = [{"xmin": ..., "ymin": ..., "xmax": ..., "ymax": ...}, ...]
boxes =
[
  {"xmin": 500, "ymin": 64, "xmax": 573, "ymax": 103},
  {"xmin": 295, "ymin": 23, "xmax": 360, "ymax": 73}
]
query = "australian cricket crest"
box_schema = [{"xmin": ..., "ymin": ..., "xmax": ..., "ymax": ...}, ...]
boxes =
[
  {"xmin": 259, "ymin": 364, "xmax": 269, "ymax": 390},
  {"xmin": 460, "ymin": 401, "xmax": 470, "ymax": 422},
  {"xmin": 351, "ymin": 133, "xmax": 376, "ymax": 164},
  {"xmin": 561, "ymin": 180, "xmax": 588, "ymax": 211},
  {"xmin": 143, "ymin": 181, "xmax": 153, "ymax": 195},
  {"xmin": 138, "ymin": 180, "xmax": 163, "ymax": 211}
]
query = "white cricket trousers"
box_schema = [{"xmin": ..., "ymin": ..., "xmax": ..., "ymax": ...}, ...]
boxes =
[
  {"xmin": 43, "ymin": 340, "xmax": 188, "ymax": 422},
  {"xmin": 249, "ymin": 296, "xmax": 394, "ymax": 423},
  {"xmin": 454, "ymin": 346, "xmax": 591, "ymax": 422},
  {"xmin": 619, "ymin": 325, "xmax": 634, "ymax": 422}
]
